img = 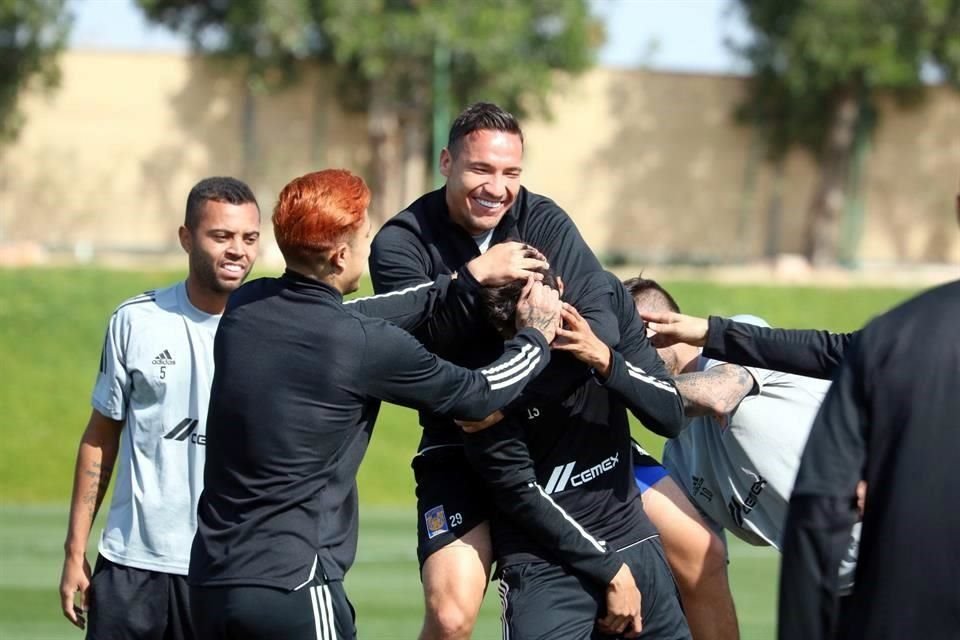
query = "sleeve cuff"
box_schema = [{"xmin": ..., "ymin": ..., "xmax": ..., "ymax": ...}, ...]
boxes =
[
  {"xmin": 454, "ymin": 265, "xmax": 482, "ymax": 292},
  {"xmin": 703, "ymin": 315, "xmax": 730, "ymax": 360}
]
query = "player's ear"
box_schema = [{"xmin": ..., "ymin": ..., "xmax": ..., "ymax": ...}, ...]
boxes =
[
  {"xmin": 439, "ymin": 148, "xmax": 453, "ymax": 178},
  {"xmin": 331, "ymin": 242, "xmax": 349, "ymax": 274},
  {"xmin": 178, "ymin": 225, "xmax": 192, "ymax": 254}
]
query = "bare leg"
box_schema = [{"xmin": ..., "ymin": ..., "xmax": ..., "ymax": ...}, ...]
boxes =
[
  {"xmin": 419, "ymin": 521, "xmax": 494, "ymax": 640},
  {"xmin": 643, "ymin": 477, "xmax": 740, "ymax": 640}
]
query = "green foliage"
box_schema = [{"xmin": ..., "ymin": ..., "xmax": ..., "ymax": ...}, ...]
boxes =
[
  {"xmin": 320, "ymin": 0, "xmax": 600, "ymax": 117},
  {"xmin": 135, "ymin": 0, "xmax": 600, "ymax": 118},
  {"xmin": 0, "ymin": 0, "xmax": 71, "ymax": 145},
  {"xmin": 733, "ymin": 0, "xmax": 960, "ymax": 158}
]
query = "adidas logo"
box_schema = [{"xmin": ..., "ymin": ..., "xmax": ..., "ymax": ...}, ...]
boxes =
[
  {"xmin": 152, "ymin": 349, "xmax": 176, "ymax": 365},
  {"xmin": 163, "ymin": 418, "xmax": 205, "ymax": 445}
]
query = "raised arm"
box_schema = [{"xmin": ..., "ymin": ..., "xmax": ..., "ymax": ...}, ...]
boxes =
[
  {"xmin": 370, "ymin": 223, "xmax": 548, "ymax": 353},
  {"xmin": 642, "ymin": 310, "xmax": 855, "ymax": 380},
  {"xmin": 361, "ymin": 281, "xmax": 559, "ymax": 422},
  {"xmin": 704, "ymin": 316, "xmax": 855, "ymax": 380},
  {"xmin": 556, "ymin": 301, "xmax": 684, "ymax": 438},
  {"xmin": 344, "ymin": 274, "xmax": 455, "ymax": 332}
]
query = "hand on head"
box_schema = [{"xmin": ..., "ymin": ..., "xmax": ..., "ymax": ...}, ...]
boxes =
[
  {"xmin": 515, "ymin": 276, "xmax": 562, "ymax": 343},
  {"xmin": 639, "ymin": 311, "xmax": 709, "ymax": 348},
  {"xmin": 553, "ymin": 302, "xmax": 612, "ymax": 376},
  {"xmin": 467, "ymin": 242, "xmax": 549, "ymax": 286}
]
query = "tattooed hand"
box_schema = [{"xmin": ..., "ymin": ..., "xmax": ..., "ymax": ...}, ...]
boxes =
[{"xmin": 515, "ymin": 277, "xmax": 561, "ymax": 343}]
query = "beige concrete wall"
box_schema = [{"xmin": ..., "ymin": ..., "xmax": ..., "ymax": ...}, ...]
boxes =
[{"xmin": 1, "ymin": 50, "xmax": 957, "ymax": 265}]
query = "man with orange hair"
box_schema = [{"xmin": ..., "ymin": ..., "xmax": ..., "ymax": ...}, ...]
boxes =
[{"xmin": 188, "ymin": 169, "xmax": 562, "ymax": 640}]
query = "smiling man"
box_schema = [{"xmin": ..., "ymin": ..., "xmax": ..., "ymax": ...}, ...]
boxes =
[
  {"xmin": 58, "ymin": 177, "xmax": 261, "ymax": 639},
  {"xmin": 370, "ymin": 102, "xmax": 624, "ymax": 640}
]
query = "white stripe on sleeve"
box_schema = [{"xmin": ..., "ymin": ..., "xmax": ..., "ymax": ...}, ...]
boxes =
[
  {"xmin": 624, "ymin": 361, "xmax": 679, "ymax": 395},
  {"xmin": 343, "ymin": 281, "xmax": 434, "ymax": 305}
]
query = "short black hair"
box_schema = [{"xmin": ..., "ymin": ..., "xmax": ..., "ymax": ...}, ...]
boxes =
[
  {"xmin": 623, "ymin": 275, "xmax": 681, "ymax": 313},
  {"xmin": 447, "ymin": 102, "xmax": 524, "ymax": 156},
  {"xmin": 184, "ymin": 177, "xmax": 259, "ymax": 229},
  {"xmin": 479, "ymin": 268, "xmax": 558, "ymax": 337}
]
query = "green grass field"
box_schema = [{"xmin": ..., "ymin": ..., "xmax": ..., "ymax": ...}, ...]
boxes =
[
  {"xmin": 0, "ymin": 504, "xmax": 779, "ymax": 640},
  {"xmin": 0, "ymin": 267, "xmax": 921, "ymax": 638}
]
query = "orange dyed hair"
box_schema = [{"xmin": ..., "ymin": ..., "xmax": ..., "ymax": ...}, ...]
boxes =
[{"xmin": 272, "ymin": 169, "xmax": 371, "ymax": 261}]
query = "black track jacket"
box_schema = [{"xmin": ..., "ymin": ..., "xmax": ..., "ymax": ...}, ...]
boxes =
[
  {"xmin": 464, "ymin": 271, "xmax": 683, "ymax": 586},
  {"xmin": 189, "ymin": 270, "xmax": 551, "ymax": 590}
]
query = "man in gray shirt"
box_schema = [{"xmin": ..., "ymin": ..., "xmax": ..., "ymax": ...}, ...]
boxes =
[
  {"xmin": 58, "ymin": 177, "xmax": 262, "ymax": 638},
  {"xmin": 627, "ymin": 277, "xmax": 860, "ymax": 628}
]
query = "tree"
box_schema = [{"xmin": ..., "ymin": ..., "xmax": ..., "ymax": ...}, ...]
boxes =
[
  {"xmin": 136, "ymin": 0, "xmax": 600, "ymax": 222},
  {"xmin": 0, "ymin": 0, "xmax": 71, "ymax": 147},
  {"xmin": 731, "ymin": 0, "xmax": 960, "ymax": 265}
]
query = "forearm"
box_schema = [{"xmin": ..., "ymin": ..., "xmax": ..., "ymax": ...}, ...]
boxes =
[
  {"xmin": 63, "ymin": 424, "xmax": 119, "ymax": 557},
  {"xmin": 673, "ymin": 365, "xmax": 755, "ymax": 417},
  {"xmin": 705, "ymin": 316, "xmax": 854, "ymax": 379},
  {"xmin": 601, "ymin": 350, "xmax": 684, "ymax": 438},
  {"xmin": 345, "ymin": 274, "xmax": 455, "ymax": 332},
  {"xmin": 370, "ymin": 243, "xmax": 484, "ymax": 355}
]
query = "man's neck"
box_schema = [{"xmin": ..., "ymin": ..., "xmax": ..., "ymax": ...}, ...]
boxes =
[
  {"xmin": 286, "ymin": 261, "xmax": 342, "ymax": 293},
  {"xmin": 677, "ymin": 344, "xmax": 702, "ymax": 375},
  {"xmin": 184, "ymin": 277, "xmax": 228, "ymax": 315}
]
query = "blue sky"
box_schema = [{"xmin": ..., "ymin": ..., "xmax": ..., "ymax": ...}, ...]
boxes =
[{"xmin": 69, "ymin": 0, "xmax": 749, "ymax": 74}]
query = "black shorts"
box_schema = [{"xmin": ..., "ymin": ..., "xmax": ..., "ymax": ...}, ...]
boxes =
[
  {"xmin": 499, "ymin": 537, "xmax": 691, "ymax": 640},
  {"xmin": 413, "ymin": 445, "xmax": 493, "ymax": 567},
  {"xmin": 191, "ymin": 575, "xmax": 355, "ymax": 640},
  {"xmin": 87, "ymin": 554, "xmax": 194, "ymax": 640}
]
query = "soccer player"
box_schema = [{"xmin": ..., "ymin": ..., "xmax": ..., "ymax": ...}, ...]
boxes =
[
  {"xmin": 627, "ymin": 278, "xmax": 861, "ymax": 613},
  {"xmin": 188, "ymin": 169, "xmax": 562, "ymax": 640},
  {"xmin": 58, "ymin": 177, "xmax": 261, "ymax": 638},
  {"xmin": 462, "ymin": 269, "xmax": 691, "ymax": 639},
  {"xmin": 369, "ymin": 102, "xmax": 632, "ymax": 639}
]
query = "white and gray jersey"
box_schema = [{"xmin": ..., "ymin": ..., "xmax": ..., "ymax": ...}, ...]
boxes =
[
  {"xmin": 92, "ymin": 281, "xmax": 219, "ymax": 575},
  {"xmin": 663, "ymin": 315, "xmax": 832, "ymax": 549}
]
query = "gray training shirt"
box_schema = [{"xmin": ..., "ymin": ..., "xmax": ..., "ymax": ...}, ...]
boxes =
[
  {"xmin": 662, "ymin": 315, "xmax": 856, "ymax": 555},
  {"xmin": 93, "ymin": 282, "xmax": 219, "ymax": 575}
]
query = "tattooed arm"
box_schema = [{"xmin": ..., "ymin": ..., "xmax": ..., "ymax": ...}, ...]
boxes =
[
  {"xmin": 59, "ymin": 410, "xmax": 122, "ymax": 629},
  {"xmin": 673, "ymin": 364, "xmax": 758, "ymax": 417}
]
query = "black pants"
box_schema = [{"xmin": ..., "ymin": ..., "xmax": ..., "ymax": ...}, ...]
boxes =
[
  {"xmin": 87, "ymin": 555, "xmax": 194, "ymax": 640},
  {"xmin": 499, "ymin": 537, "xmax": 692, "ymax": 640},
  {"xmin": 191, "ymin": 575, "xmax": 356, "ymax": 640}
]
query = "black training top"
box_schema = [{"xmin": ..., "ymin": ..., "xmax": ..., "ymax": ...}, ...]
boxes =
[
  {"xmin": 464, "ymin": 271, "xmax": 683, "ymax": 586},
  {"xmin": 188, "ymin": 270, "xmax": 551, "ymax": 590},
  {"xmin": 778, "ymin": 279, "xmax": 960, "ymax": 640},
  {"xmin": 704, "ymin": 315, "xmax": 856, "ymax": 380},
  {"xmin": 370, "ymin": 186, "xmax": 621, "ymax": 449}
]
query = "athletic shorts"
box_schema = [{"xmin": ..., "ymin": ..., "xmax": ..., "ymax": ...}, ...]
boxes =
[
  {"xmin": 631, "ymin": 440, "xmax": 670, "ymax": 493},
  {"xmin": 191, "ymin": 575, "xmax": 355, "ymax": 640},
  {"xmin": 86, "ymin": 554, "xmax": 194, "ymax": 640},
  {"xmin": 498, "ymin": 536, "xmax": 691, "ymax": 640},
  {"xmin": 413, "ymin": 444, "xmax": 493, "ymax": 568}
]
